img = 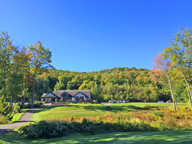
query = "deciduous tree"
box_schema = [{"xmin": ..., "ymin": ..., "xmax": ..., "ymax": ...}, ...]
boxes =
[{"xmin": 29, "ymin": 41, "xmax": 52, "ymax": 107}]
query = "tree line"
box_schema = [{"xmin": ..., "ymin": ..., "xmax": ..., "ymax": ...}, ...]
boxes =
[
  {"xmin": 1, "ymin": 28, "xmax": 192, "ymax": 110},
  {"xmin": 0, "ymin": 31, "xmax": 52, "ymax": 107}
]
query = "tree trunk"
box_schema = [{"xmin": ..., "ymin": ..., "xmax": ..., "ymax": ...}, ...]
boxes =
[
  {"xmin": 181, "ymin": 70, "xmax": 192, "ymax": 111},
  {"xmin": 3, "ymin": 52, "xmax": 6, "ymax": 100},
  {"xmin": 32, "ymin": 70, "xmax": 37, "ymax": 108},
  {"xmin": 23, "ymin": 77, "xmax": 26, "ymax": 109},
  {"xmin": 167, "ymin": 73, "xmax": 177, "ymax": 110},
  {"xmin": 175, "ymin": 97, "xmax": 178, "ymax": 110},
  {"xmin": 10, "ymin": 96, "xmax": 12, "ymax": 106}
]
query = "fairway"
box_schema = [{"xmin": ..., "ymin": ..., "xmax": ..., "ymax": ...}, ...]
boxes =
[
  {"xmin": 32, "ymin": 103, "xmax": 186, "ymax": 121},
  {"xmin": 32, "ymin": 105, "xmax": 107, "ymax": 121}
]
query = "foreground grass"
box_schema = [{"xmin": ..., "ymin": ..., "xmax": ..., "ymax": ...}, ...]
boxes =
[
  {"xmin": 32, "ymin": 103, "xmax": 186, "ymax": 121},
  {"xmin": 1, "ymin": 129, "xmax": 192, "ymax": 144}
]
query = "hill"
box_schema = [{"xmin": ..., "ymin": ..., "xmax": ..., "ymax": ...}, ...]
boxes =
[{"xmin": 34, "ymin": 67, "xmax": 170, "ymax": 102}]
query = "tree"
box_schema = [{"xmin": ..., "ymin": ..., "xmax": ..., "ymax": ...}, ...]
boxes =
[
  {"xmin": 29, "ymin": 41, "xmax": 52, "ymax": 107},
  {"xmin": 7, "ymin": 45, "xmax": 23, "ymax": 104},
  {"xmin": 91, "ymin": 82, "xmax": 102, "ymax": 101},
  {"xmin": 19, "ymin": 47, "xmax": 32, "ymax": 108},
  {"xmin": 163, "ymin": 28, "xmax": 192, "ymax": 110},
  {"xmin": 0, "ymin": 31, "xmax": 12, "ymax": 101},
  {"xmin": 54, "ymin": 75, "xmax": 72, "ymax": 91},
  {"xmin": 153, "ymin": 53, "xmax": 177, "ymax": 110}
]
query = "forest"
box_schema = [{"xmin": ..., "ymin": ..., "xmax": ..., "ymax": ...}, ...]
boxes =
[{"xmin": 0, "ymin": 28, "xmax": 192, "ymax": 107}]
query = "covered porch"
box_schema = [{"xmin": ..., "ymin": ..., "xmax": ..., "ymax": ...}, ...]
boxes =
[
  {"xmin": 41, "ymin": 93, "xmax": 59, "ymax": 103},
  {"xmin": 41, "ymin": 96, "xmax": 58, "ymax": 103}
]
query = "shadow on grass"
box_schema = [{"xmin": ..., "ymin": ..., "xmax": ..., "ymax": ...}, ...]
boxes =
[
  {"xmin": 81, "ymin": 104, "xmax": 142, "ymax": 113},
  {"xmin": 33, "ymin": 106, "xmax": 65, "ymax": 113},
  {"xmin": 1, "ymin": 129, "xmax": 192, "ymax": 144},
  {"xmin": 34, "ymin": 104, "xmax": 143, "ymax": 115}
]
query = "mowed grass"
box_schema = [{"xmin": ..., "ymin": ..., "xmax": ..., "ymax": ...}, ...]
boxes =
[
  {"xmin": 32, "ymin": 103, "xmax": 187, "ymax": 121},
  {"xmin": 1, "ymin": 129, "xmax": 192, "ymax": 144},
  {"xmin": 32, "ymin": 105, "xmax": 107, "ymax": 121}
]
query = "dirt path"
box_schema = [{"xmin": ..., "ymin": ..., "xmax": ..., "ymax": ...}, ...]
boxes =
[{"xmin": 0, "ymin": 109, "xmax": 38, "ymax": 136}]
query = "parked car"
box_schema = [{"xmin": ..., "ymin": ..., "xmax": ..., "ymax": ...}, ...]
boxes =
[
  {"xmin": 92, "ymin": 100, "xmax": 98, "ymax": 104},
  {"xmin": 110, "ymin": 100, "xmax": 116, "ymax": 103},
  {"xmin": 109, "ymin": 100, "xmax": 118, "ymax": 103},
  {"xmin": 123, "ymin": 100, "xmax": 127, "ymax": 103},
  {"xmin": 92, "ymin": 100, "xmax": 101, "ymax": 104},
  {"xmin": 117, "ymin": 100, "xmax": 123, "ymax": 103}
]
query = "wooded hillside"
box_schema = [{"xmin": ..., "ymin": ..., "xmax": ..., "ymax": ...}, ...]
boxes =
[
  {"xmin": 34, "ymin": 67, "xmax": 173, "ymax": 102},
  {"xmin": 1, "ymin": 29, "xmax": 191, "ymax": 104}
]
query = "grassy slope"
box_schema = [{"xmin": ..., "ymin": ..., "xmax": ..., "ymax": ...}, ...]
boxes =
[
  {"xmin": 32, "ymin": 103, "xmax": 186, "ymax": 121},
  {"xmin": 32, "ymin": 105, "xmax": 107, "ymax": 121},
  {"xmin": 0, "ymin": 129, "xmax": 192, "ymax": 144}
]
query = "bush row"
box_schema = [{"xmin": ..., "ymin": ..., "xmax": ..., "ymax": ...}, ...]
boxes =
[
  {"xmin": 19, "ymin": 118, "xmax": 162, "ymax": 139},
  {"xmin": 19, "ymin": 103, "xmax": 44, "ymax": 108}
]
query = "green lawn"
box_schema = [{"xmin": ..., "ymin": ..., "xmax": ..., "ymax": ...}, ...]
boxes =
[
  {"xmin": 32, "ymin": 104, "xmax": 107, "ymax": 121},
  {"xmin": 32, "ymin": 103, "xmax": 186, "ymax": 121},
  {"xmin": 1, "ymin": 129, "xmax": 192, "ymax": 144}
]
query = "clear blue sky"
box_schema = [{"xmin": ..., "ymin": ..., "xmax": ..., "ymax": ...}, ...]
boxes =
[{"xmin": 0, "ymin": 0, "xmax": 191, "ymax": 72}]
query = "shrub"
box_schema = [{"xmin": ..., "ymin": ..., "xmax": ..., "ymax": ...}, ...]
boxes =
[
  {"xmin": 19, "ymin": 121, "xmax": 68, "ymax": 139},
  {"xmin": 0, "ymin": 101, "xmax": 14, "ymax": 120},
  {"xmin": 142, "ymin": 105, "xmax": 151, "ymax": 110},
  {"xmin": 105, "ymin": 106, "xmax": 112, "ymax": 111},
  {"xmin": 152, "ymin": 122, "xmax": 170, "ymax": 131},
  {"xmin": 19, "ymin": 119, "xmax": 156, "ymax": 139},
  {"xmin": 0, "ymin": 114, "xmax": 9, "ymax": 124},
  {"xmin": 33, "ymin": 103, "xmax": 42, "ymax": 108},
  {"xmin": 153, "ymin": 111, "xmax": 164, "ymax": 117},
  {"xmin": 142, "ymin": 105, "xmax": 158, "ymax": 110},
  {"xmin": 122, "ymin": 107, "xmax": 130, "ymax": 112},
  {"xmin": 13, "ymin": 103, "xmax": 21, "ymax": 113}
]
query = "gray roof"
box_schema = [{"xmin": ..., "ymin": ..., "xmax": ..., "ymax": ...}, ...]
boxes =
[
  {"xmin": 42, "ymin": 93, "xmax": 47, "ymax": 97},
  {"xmin": 41, "ymin": 92, "xmax": 57, "ymax": 98},
  {"xmin": 41, "ymin": 90, "xmax": 90, "ymax": 98}
]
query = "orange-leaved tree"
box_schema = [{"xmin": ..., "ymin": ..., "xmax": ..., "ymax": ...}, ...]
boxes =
[{"xmin": 153, "ymin": 53, "xmax": 177, "ymax": 110}]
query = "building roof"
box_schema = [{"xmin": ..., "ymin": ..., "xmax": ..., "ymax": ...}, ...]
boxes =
[
  {"xmin": 42, "ymin": 93, "xmax": 48, "ymax": 97},
  {"xmin": 41, "ymin": 90, "xmax": 90, "ymax": 98},
  {"xmin": 41, "ymin": 92, "xmax": 57, "ymax": 98}
]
